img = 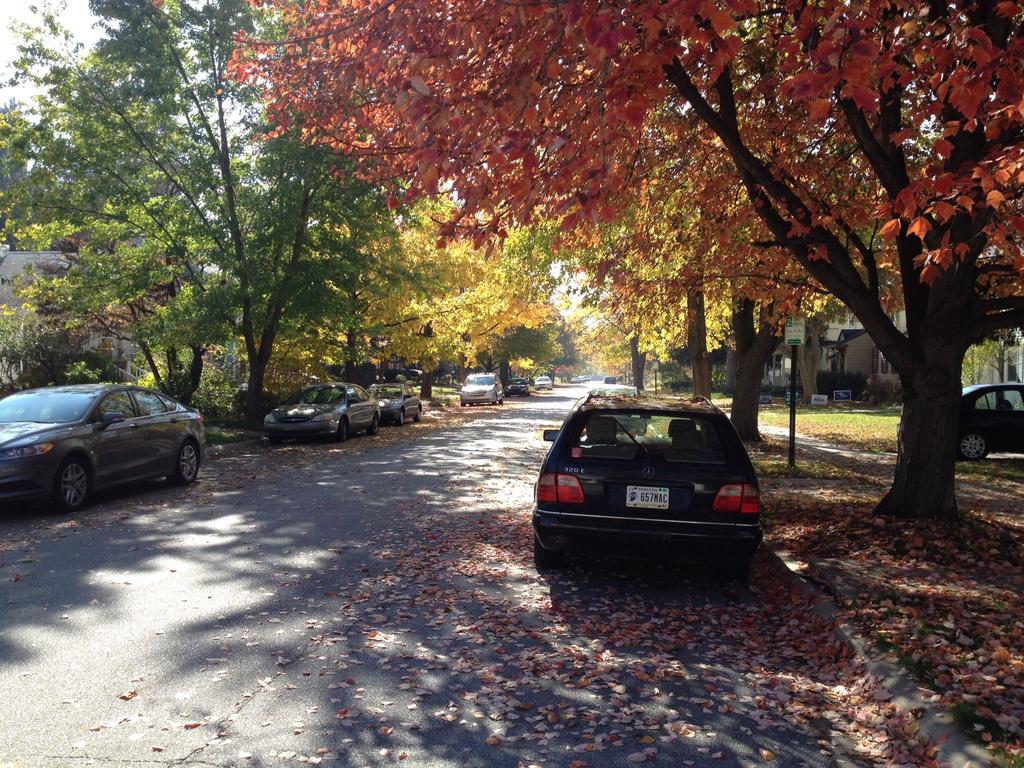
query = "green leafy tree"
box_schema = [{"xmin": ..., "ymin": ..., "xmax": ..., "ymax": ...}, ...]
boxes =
[{"xmin": 7, "ymin": 0, "xmax": 397, "ymax": 420}]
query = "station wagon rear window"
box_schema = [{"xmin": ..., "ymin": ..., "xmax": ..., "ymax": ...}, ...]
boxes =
[{"xmin": 572, "ymin": 411, "xmax": 726, "ymax": 464}]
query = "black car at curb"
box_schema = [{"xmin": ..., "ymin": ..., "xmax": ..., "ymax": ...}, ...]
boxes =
[
  {"xmin": 533, "ymin": 394, "xmax": 762, "ymax": 578},
  {"xmin": 506, "ymin": 377, "xmax": 531, "ymax": 397},
  {"xmin": 958, "ymin": 383, "xmax": 1024, "ymax": 459}
]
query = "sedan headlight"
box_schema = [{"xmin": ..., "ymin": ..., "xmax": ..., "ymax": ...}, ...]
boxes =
[
  {"xmin": 264, "ymin": 413, "xmax": 276, "ymax": 423},
  {"xmin": 379, "ymin": 399, "xmax": 391, "ymax": 407},
  {"xmin": 0, "ymin": 442, "xmax": 55, "ymax": 459},
  {"xmin": 311, "ymin": 413, "xmax": 334, "ymax": 423}
]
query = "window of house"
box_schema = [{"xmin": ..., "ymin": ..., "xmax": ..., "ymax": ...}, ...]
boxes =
[{"xmin": 871, "ymin": 347, "xmax": 890, "ymax": 375}]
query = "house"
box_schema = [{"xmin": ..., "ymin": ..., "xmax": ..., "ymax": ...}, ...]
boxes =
[
  {"xmin": 762, "ymin": 308, "xmax": 1021, "ymax": 392},
  {"xmin": 0, "ymin": 245, "xmax": 137, "ymax": 383},
  {"xmin": 763, "ymin": 313, "xmax": 901, "ymax": 389},
  {"xmin": 0, "ymin": 246, "xmax": 70, "ymax": 311}
]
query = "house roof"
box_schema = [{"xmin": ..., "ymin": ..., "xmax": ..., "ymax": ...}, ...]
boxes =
[{"xmin": 825, "ymin": 328, "xmax": 868, "ymax": 348}]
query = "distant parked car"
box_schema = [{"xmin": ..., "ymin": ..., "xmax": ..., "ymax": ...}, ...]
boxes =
[
  {"xmin": 958, "ymin": 384, "xmax": 1024, "ymax": 459},
  {"xmin": 587, "ymin": 381, "xmax": 640, "ymax": 397},
  {"xmin": 533, "ymin": 393, "xmax": 761, "ymax": 579},
  {"xmin": 506, "ymin": 377, "xmax": 531, "ymax": 397},
  {"xmin": 0, "ymin": 384, "xmax": 205, "ymax": 513},
  {"xmin": 460, "ymin": 373, "xmax": 504, "ymax": 406},
  {"xmin": 534, "ymin": 375, "xmax": 553, "ymax": 390},
  {"xmin": 369, "ymin": 382, "xmax": 422, "ymax": 425},
  {"xmin": 264, "ymin": 383, "xmax": 379, "ymax": 443}
]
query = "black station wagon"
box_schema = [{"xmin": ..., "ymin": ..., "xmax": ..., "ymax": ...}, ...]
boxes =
[{"xmin": 533, "ymin": 395, "xmax": 762, "ymax": 579}]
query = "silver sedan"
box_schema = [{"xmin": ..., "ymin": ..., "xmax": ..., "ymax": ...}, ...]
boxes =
[{"xmin": 264, "ymin": 382, "xmax": 380, "ymax": 443}]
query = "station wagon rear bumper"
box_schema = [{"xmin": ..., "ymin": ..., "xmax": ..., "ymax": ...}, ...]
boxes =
[{"xmin": 532, "ymin": 508, "xmax": 762, "ymax": 561}]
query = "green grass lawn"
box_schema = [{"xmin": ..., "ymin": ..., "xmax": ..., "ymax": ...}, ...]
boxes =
[
  {"xmin": 204, "ymin": 425, "xmax": 262, "ymax": 445},
  {"xmin": 757, "ymin": 404, "xmax": 902, "ymax": 453}
]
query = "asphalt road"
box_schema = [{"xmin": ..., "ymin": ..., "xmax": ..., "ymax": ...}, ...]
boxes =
[{"xmin": 0, "ymin": 388, "xmax": 843, "ymax": 768}]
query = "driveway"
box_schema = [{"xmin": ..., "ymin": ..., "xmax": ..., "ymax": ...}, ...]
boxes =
[{"xmin": 0, "ymin": 389, "xmax": 890, "ymax": 767}]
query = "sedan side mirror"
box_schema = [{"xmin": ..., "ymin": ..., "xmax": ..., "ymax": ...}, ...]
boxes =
[
  {"xmin": 542, "ymin": 429, "xmax": 559, "ymax": 442},
  {"xmin": 99, "ymin": 412, "xmax": 126, "ymax": 428}
]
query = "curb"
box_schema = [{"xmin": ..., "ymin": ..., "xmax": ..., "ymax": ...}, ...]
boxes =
[
  {"xmin": 206, "ymin": 438, "xmax": 264, "ymax": 459},
  {"xmin": 762, "ymin": 543, "xmax": 992, "ymax": 768}
]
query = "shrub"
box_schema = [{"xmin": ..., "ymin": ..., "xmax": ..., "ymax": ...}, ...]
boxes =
[
  {"xmin": 190, "ymin": 366, "xmax": 242, "ymax": 421},
  {"xmin": 816, "ymin": 370, "xmax": 868, "ymax": 400},
  {"xmin": 712, "ymin": 364, "xmax": 728, "ymax": 393},
  {"xmin": 864, "ymin": 374, "xmax": 902, "ymax": 405},
  {"xmin": 59, "ymin": 360, "xmax": 105, "ymax": 385}
]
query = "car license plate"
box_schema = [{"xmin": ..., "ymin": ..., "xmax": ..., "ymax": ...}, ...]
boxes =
[{"xmin": 626, "ymin": 486, "xmax": 670, "ymax": 510}]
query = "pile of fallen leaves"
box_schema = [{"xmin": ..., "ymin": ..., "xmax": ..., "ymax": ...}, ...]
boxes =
[{"xmin": 764, "ymin": 493, "xmax": 1024, "ymax": 760}]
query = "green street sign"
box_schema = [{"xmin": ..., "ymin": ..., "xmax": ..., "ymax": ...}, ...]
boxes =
[{"xmin": 785, "ymin": 317, "xmax": 806, "ymax": 346}]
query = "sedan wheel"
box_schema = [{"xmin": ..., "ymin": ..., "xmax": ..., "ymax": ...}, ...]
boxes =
[
  {"xmin": 958, "ymin": 431, "xmax": 988, "ymax": 460},
  {"xmin": 336, "ymin": 418, "xmax": 350, "ymax": 442},
  {"xmin": 51, "ymin": 457, "xmax": 89, "ymax": 513},
  {"xmin": 171, "ymin": 439, "xmax": 201, "ymax": 485},
  {"xmin": 398, "ymin": 408, "xmax": 406, "ymax": 426},
  {"xmin": 413, "ymin": 406, "xmax": 422, "ymax": 422},
  {"xmin": 367, "ymin": 414, "xmax": 380, "ymax": 436}
]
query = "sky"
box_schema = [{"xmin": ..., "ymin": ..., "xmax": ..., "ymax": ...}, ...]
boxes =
[{"xmin": 1, "ymin": 0, "xmax": 99, "ymax": 106}]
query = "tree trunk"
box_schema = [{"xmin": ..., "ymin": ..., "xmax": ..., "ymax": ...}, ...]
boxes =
[
  {"xmin": 420, "ymin": 368, "xmax": 435, "ymax": 400},
  {"xmin": 729, "ymin": 299, "xmax": 781, "ymax": 442},
  {"xmin": 343, "ymin": 329, "xmax": 357, "ymax": 381},
  {"xmin": 731, "ymin": 355, "xmax": 764, "ymax": 442},
  {"xmin": 138, "ymin": 340, "xmax": 165, "ymax": 391},
  {"xmin": 876, "ymin": 344, "xmax": 963, "ymax": 522},
  {"xmin": 687, "ymin": 289, "xmax": 711, "ymax": 398},
  {"xmin": 724, "ymin": 348, "xmax": 737, "ymax": 393},
  {"xmin": 244, "ymin": 362, "xmax": 267, "ymax": 425},
  {"xmin": 629, "ymin": 334, "xmax": 646, "ymax": 390},
  {"xmin": 177, "ymin": 345, "xmax": 205, "ymax": 406},
  {"xmin": 797, "ymin": 318, "xmax": 823, "ymax": 405},
  {"xmin": 499, "ymin": 360, "xmax": 511, "ymax": 388}
]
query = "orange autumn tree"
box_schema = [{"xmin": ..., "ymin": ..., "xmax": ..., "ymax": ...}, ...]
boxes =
[{"xmin": 237, "ymin": 0, "xmax": 1024, "ymax": 523}]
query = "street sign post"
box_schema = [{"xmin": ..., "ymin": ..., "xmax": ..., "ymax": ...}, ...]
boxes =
[{"xmin": 785, "ymin": 318, "xmax": 805, "ymax": 467}]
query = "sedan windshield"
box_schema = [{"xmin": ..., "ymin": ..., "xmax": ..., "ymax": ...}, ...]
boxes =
[
  {"xmin": 371, "ymin": 385, "xmax": 404, "ymax": 398},
  {"xmin": 465, "ymin": 374, "xmax": 496, "ymax": 386},
  {"xmin": 286, "ymin": 386, "xmax": 346, "ymax": 405},
  {"xmin": 0, "ymin": 390, "xmax": 97, "ymax": 424}
]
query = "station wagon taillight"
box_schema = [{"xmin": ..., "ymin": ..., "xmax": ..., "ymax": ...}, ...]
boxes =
[
  {"xmin": 537, "ymin": 473, "xmax": 585, "ymax": 504},
  {"xmin": 713, "ymin": 483, "xmax": 760, "ymax": 514}
]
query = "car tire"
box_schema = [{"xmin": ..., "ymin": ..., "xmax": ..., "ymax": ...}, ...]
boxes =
[
  {"xmin": 413, "ymin": 406, "xmax": 422, "ymax": 422},
  {"xmin": 50, "ymin": 456, "xmax": 90, "ymax": 514},
  {"xmin": 499, "ymin": 397, "xmax": 504, "ymax": 405},
  {"xmin": 367, "ymin": 414, "xmax": 379, "ymax": 436},
  {"xmin": 170, "ymin": 439, "xmax": 201, "ymax": 485},
  {"xmin": 958, "ymin": 430, "xmax": 988, "ymax": 460},
  {"xmin": 398, "ymin": 408, "xmax": 406, "ymax": 426},
  {"xmin": 533, "ymin": 536, "xmax": 565, "ymax": 570},
  {"xmin": 336, "ymin": 418, "xmax": 350, "ymax": 442}
]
